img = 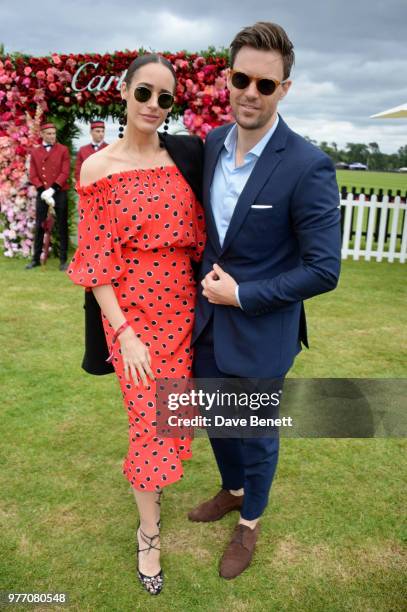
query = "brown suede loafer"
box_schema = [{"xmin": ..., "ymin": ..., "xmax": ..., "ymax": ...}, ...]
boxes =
[
  {"xmin": 219, "ymin": 523, "xmax": 260, "ymax": 579},
  {"xmin": 188, "ymin": 489, "xmax": 244, "ymax": 522}
]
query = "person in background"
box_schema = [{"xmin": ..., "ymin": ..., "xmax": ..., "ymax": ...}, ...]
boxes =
[
  {"xmin": 74, "ymin": 120, "xmax": 108, "ymax": 182},
  {"xmin": 26, "ymin": 121, "xmax": 71, "ymax": 271}
]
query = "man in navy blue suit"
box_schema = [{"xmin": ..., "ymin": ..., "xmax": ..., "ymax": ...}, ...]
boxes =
[{"xmin": 189, "ymin": 21, "xmax": 341, "ymax": 579}]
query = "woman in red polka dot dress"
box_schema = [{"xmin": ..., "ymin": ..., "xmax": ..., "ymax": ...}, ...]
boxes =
[{"xmin": 67, "ymin": 54, "xmax": 205, "ymax": 595}]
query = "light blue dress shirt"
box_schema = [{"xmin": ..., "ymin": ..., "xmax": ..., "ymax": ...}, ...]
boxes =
[{"xmin": 210, "ymin": 116, "xmax": 280, "ymax": 308}]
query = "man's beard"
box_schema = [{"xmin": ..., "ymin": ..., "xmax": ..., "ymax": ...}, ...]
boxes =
[{"xmin": 234, "ymin": 108, "xmax": 271, "ymax": 131}]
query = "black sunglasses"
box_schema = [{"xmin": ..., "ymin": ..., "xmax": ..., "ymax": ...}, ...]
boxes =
[
  {"xmin": 134, "ymin": 86, "xmax": 174, "ymax": 109},
  {"xmin": 230, "ymin": 70, "xmax": 287, "ymax": 96}
]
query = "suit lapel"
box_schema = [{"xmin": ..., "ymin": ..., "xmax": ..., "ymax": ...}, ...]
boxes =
[
  {"xmin": 203, "ymin": 125, "xmax": 233, "ymax": 253},
  {"xmin": 220, "ymin": 116, "xmax": 289, "ymax": 254}
]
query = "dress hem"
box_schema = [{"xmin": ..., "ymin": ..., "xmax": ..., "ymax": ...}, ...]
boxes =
[{"xmin": 123, "ymin": 452, "xmax": 193, "ymax": 492}]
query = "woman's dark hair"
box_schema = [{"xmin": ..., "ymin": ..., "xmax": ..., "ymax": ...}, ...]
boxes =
[
  {"xmin": 230, "ymin": 22, "xmax": 295, "ymax": 80},
  {"xmin": 124, "ymin": 53, "xmax": 177, "ymax": 90}
]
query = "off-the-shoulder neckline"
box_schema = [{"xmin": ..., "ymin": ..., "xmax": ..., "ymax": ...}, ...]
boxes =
[{"xmin": 77, "ymin": 164, "xmax": 179, "ymax": 191}]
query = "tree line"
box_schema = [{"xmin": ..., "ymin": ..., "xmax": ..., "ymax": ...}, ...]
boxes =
[{"xmin": 304, "ymin": 140, "xmax": 407, "ymax": 171}]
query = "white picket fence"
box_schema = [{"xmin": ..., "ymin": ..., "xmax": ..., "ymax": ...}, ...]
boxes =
[{"xmin": 340, "ymin": 194, "xmax": 407, "ymax": 262}]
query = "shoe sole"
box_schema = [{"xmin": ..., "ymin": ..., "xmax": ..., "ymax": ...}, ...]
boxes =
[{"xmin": 187, "ymin": 506, "xmax": 242, "ymax": 522}]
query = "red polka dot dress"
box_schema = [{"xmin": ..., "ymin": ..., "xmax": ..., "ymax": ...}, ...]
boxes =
[{"xmin": 67, "ymin": 165, "xmax": 206, "ymax": 491}]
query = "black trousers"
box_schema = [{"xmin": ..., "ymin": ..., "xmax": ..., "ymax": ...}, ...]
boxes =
[{"xmin": 32, "ymin": 191, "xmax": 68, "ymax": 263}]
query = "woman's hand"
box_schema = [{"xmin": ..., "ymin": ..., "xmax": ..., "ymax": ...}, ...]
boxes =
[{"xmin": 118, "ymin": 326, "xmax": 155, "ymax": 387}]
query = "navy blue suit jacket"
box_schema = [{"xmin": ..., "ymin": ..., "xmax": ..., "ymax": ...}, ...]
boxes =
[{"xmin": 192, "ymin": 115, "xmax": 341, "ymax": 377}]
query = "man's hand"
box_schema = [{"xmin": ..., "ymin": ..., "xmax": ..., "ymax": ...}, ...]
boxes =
[
  {"xmin": 201, "ymin": 263, "xmax": 239, "ymax": 306},
  {"xmin": 41, "ymin": 187, "xmax": 55, "ymax": 201},
  {"xmin": 43, "ymin": 195, "xmax": 55, "ymax": 207}
]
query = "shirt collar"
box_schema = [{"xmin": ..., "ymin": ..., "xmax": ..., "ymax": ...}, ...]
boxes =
[
  {"xmin": 42, "ymin": 141, "xmax": 52, "ymax": 148},
  {"xmin": 224, "ymin": 114, "xmax": 280, "ymax": 159}
]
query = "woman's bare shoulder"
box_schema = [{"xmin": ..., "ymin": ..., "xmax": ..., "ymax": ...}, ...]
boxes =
[{"xmin": 79, "ymin": 143, "xmax": 116, "ymax": 186}]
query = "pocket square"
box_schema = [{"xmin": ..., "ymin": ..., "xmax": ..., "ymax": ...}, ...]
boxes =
[{"xmin": 251, "ymin": 204, "xmax": 273, "ymax": 209}]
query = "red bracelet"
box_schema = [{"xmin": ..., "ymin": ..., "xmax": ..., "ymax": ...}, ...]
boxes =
[{"xmin": 106, "ymin": 320, "xmax": 130, "ymax": 363}]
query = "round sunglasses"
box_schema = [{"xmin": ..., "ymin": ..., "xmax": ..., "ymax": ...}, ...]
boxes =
[
  {"xmin": 230, "ymin": 70, "xmax": 287, "ymax": 96},
  {"xmin": 134, "ymin": 85, "xmax": 174, "ymax": 109}
]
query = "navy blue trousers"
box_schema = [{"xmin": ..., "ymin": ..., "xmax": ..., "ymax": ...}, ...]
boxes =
[{"xmin": 193, "ymin": 319, "xmax": 283, "ymax": 520}]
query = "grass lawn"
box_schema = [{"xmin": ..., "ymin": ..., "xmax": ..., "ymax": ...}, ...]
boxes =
[
  {"xmin": 336, "ymin": 170, "xmax": 407, "ymax": 194},
  {"xmin": 0, "ymin": 255, "xmax": 406, "ymax": 611}
]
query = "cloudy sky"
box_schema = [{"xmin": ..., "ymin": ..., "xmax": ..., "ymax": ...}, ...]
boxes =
[{"xmin": 1, "ymin": 0, "xmax": 406, "ymax": 152}]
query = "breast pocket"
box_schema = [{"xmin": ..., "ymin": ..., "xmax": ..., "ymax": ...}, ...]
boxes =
[
  {"xmin": 241, "ymin": 200, "xmax": 288, "ymax": 242},
  {"xmin": 246, "ymin": 203, "xmax": 279, "ymax": 225}
]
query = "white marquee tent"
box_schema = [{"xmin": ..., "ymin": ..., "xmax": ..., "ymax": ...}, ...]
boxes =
[{"xmin": 370, "ymin": 103, "xmax": 407, "ymax": 119}]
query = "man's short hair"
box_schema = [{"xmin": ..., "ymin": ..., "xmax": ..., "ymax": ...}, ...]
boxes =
[{"xmin": 230, "ymin": 21, "xmax": 295, "ymax": 79}]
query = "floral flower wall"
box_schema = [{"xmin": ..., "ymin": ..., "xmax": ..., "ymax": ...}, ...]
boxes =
[{"xmin": 0, "ymin": 49, "xmax": 233, "ymax": 256}]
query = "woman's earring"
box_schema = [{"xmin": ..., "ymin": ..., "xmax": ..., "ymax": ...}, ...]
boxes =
[
  {"xmin": 160, "ymin": 115, "xmax": 170, "ymax": 148},
  {"xmin": 118, "ymin": 100, "xmax": 126, "ymax": 138}
]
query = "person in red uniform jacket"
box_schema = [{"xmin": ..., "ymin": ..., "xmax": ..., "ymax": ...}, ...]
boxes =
[
  {"xmin": 74, "ymin": 120, "xmax": 108, "ymax": 183},
  {"xmin": 26, "ymin": 121, "xmax": 71, "ymax": 270}
]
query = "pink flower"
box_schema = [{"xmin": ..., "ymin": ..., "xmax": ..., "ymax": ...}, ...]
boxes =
[
  {"xmin": 175, "ymin": 59, "xmax": 189, "ymax": 69},
  {"xmin": 24, "ymin": 66, "xmax": 32, "ymax": 76},
  {"xmin": 49, "ymin": 83, "xmax": 57, "ymax": 92},
  {"xmin": 65, "ymin": 58, "xmax": 76, "ymax": 70},
  {"xmin": 36, "ymin": 70, "xmax": 45, "ymax": 79},
  {"xmin": 203, "ymin": 65, "xmax": 216, "ymax": 76},
  {"xmin": 218, "ymin": 90, "xmax": 228, "ymax": 103},
  {"xmin": 51, "ymin": 54, "xmax": 62, "ymax": 65},
  {"xmin": 215, "ymin": 76, "xmax": 226, "ymax": 90},
  {"xmin": 185, "ymin": 79, "xmax": 194, "ymax": 92},
  {"xmin": 193, "ymin": 56, "xmax": 205, "ymax": 70}
]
